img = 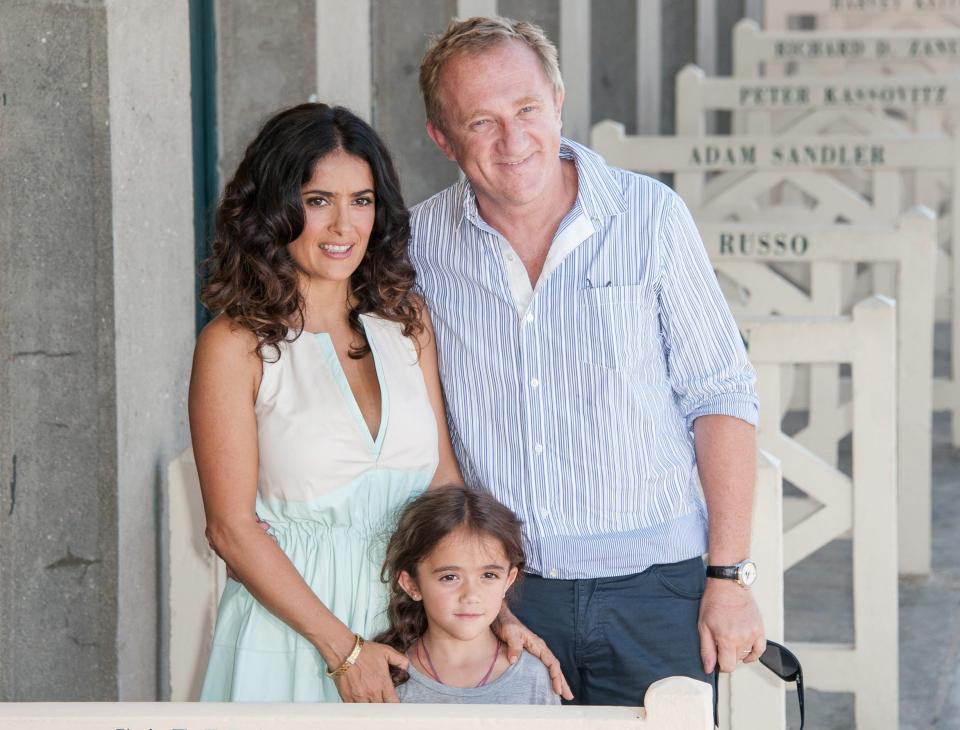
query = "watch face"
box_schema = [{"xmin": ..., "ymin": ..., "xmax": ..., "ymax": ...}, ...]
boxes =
[{"xmin": 739, "ymin": 561, "xmax": 758, "ymax": 586}]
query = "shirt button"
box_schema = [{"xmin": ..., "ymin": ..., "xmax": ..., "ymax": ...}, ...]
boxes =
[
  {"xmin": 506, "ymin": 253, "xmax": 515, "ymax": 261},
  {"xmin": 540, "ymin": 508, "xmax": 550, "ymax": 519},
  {"xmin": 530, "ymin": 377, "xmax": 540, "ymax": 388},
  {"xmin": 525, "ymin": 312, "xmax": 535, "ymax": 324},
  {"xmin": 534, "ymin": 443, "xmax": 544, "ymax": 455},
  {"xmin": 548, "ymin": 568, "xmax": 559, "ymax": 578}
]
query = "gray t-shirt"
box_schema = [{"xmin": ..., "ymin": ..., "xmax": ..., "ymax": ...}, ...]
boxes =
[{"xmin": 396, "ymin": 649, "xmax": 560, "ymax": 704}]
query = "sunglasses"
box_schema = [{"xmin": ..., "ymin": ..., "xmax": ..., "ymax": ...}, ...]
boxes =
[
  {"xmin": 760, "ymin": 639, "xmax": 805, "ymax": 730},
  {"xmin": 713, "ymin": 639, "xmax": 805, "ymax": 729}
]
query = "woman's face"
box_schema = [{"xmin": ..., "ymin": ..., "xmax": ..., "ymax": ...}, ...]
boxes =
[{"xmin": 287, "ymin": 149, "xmax": 376, "ymax": 285}]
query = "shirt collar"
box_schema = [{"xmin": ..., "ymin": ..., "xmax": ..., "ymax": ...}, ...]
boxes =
[
  {"xmin": 456, "ymin": 137, "xmax": 628, "ymax": 229},
  {"xmin": 560, "ymin": 137, "xmax": 628, "ymax": 222}
]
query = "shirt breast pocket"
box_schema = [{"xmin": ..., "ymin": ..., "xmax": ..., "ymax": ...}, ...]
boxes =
[{"xmin": 576, "ymin": 285, "xmax": 659, "ymax": 371}]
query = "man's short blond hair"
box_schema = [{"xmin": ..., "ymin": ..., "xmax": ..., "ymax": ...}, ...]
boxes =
[{"xmin": 419, "ymin": 16, "xmax": 564, "ymax": 130}]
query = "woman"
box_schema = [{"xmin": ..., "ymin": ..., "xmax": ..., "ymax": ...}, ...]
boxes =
[
  {"xmin": 190, "ymin": 103, "xmax": 461, "ymax": 702},
  {"xmin": 191, "ymin": 103, "xmax": 565, "ymax": 703}
]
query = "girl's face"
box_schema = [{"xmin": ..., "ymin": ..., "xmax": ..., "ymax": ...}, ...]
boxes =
[
  {"xmin": 399, "ymin": 527, "xmax": 519, "ymax": 642},
  {"xmin": 287, "ymin": 149, "xmax": 376, "ymax": 285}
]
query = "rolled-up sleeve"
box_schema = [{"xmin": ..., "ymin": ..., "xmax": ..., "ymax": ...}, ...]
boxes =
[{"xmin": 657, "ymin": 192, "xmax": 759, "ymax": 430}]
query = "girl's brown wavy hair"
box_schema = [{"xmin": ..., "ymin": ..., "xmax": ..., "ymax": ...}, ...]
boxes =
[
  {"xmin": 201, "ymin": 103, "xmax": 423, "ymax": 361},
  {"xmin": 374, "ymin": 486, "xmax": 526, "ymax": 686}
]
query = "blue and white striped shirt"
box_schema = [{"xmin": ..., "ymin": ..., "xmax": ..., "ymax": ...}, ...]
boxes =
[{"xmin": 409, "ymin": 139, "xmax": 758, "ymax": 580}]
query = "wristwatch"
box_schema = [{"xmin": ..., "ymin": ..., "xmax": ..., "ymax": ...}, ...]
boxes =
[{"xmin": 706, "ymin": 559, "xmax": 758, "ymax": 588}]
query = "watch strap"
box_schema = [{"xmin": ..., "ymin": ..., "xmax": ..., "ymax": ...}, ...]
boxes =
[{"xmin": 706, "ymin": 564, "xmax": 740, "ymax": 580}]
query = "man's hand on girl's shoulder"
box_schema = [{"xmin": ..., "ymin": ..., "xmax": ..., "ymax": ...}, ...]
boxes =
[{"xmin": 496, "ymin": 605, "xmax": 574, "ymax": 700}]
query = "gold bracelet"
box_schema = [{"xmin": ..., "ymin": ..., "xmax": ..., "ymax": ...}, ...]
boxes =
[{"xmin": 326, "ymin": 634, "xmax": 365, "ymax": 678}]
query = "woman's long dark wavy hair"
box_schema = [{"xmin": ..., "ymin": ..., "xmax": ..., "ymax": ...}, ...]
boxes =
[
  {"xmin": 201, "ymin": 103, "xmax": 423, "ymax": 360},
  {"xmin": 375, "ymin": 487, "xmax": 526, "ymax": 685}
]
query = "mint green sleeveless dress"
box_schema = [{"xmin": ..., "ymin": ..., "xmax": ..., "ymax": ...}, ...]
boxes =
[{"xmin": 200, "ymin": 315, "xmax": 438, "ymax": 701}]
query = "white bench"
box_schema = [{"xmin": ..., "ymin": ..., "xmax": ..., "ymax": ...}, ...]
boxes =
[
  {"xmin": 742, "ymin": 296, "xmax": 899, "ymax": 730},
  {"xmin": 733, "ymin": 17, "xmax": 960, "ymax": 76},
  {"xmin": 699, "ymin": 211, "xmax": 937, "ymax": 575},
  {"xmin": 166, "ymin": 447, "xmax": 225, "ymax": 701},
  {"xmin": 729, "ymin": 21, "xmax": 960, "ymax": 335}
]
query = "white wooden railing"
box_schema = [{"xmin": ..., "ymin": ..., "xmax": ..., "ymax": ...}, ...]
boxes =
[{"xmin": 0, "ymin": 676, "xmax": 714, "ymax": 730}]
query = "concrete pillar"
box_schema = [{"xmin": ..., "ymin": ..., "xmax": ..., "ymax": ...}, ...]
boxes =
[
  {"xmin": 715, "ymin": 0, "xmax": 749, "ymax": 133},
  {"xmin": 558, "ymin": 0, "xmax": 591, "ymax": 144},
  {"xmin": 215, "ymin": 0, "xmax": 317, "ymax": 182},
  {"xmin": 0, "ymin": 0, "xmax": 194, "ymax": 701},
  {"xmin": 660, "ymin": 0, "xmax": 697, "ymax": 134},
  {"xmin": 500, "ymin": 0, "xmax": 560, "ymax": 41},
  {"xmin": 717, "ymin": 1, "xmax": 747, "ymax": 76},
  {"xmin": 316, "ymin": 1, "xmax": 373, "ymax": 121},
  {"xmin": 591, "ymin": 0, "xmax": 637, "ymax": 133},
  {"xmin": 0, "ymin": 0, "xmax": 118, "ymax": 701},
  {"xmin": 105, "ymin": 0, "xmax": 195, "ymax": 700},
  {"xmin": 372, "ymin": 0, "xmax": 459, "ymax": 206}
]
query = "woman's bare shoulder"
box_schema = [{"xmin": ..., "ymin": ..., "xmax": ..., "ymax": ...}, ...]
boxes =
[{"xmin": 195, "ymin": 314, "xmax": 261, "ymax": 367}]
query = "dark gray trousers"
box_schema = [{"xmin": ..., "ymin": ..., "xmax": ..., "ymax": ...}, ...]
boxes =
[{"xmin": 510, "ymin": 556, "xmax": 714, "ymax": 707}]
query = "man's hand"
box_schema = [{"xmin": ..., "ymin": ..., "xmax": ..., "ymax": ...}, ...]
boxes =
[
  {"xmin": 698, "ymin": 579, "xmax": 766, "ymax": 673},
  {"xmin": 333, "ymin": 640, "xmax": 408, "ymax": 703},
  {"xmin": 496, "ymin": 605, "xmax": 574, "ymax": 700}
]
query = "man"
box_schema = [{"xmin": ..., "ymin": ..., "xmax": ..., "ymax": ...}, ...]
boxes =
[{"xmin": 408, "ymin": 17, "xmax": 764, "ymax": 706}]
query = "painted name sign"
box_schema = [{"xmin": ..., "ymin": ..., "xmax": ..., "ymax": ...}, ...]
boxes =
[
  {"xmin": 773, "ymin": 37, "xmax": 960, "ymax": 60},
  {"xmin": 830, "ymin": 0, "xmax": 960, "ymax": 10},
  {"xmin": 688, "ymin": 143, "xmax": 885, "ymax": 167},
  {"xmin": 717, "ymin": 232, "xmax": 810, "ymax": 256},
  {"xmin": 737, "ymin": 83, "xmax": 948, "ymax": 107}
]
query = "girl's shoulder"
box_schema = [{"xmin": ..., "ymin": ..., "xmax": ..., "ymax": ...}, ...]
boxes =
[
  {"xmin": 485, "ymin": 650, "xmax": 559, "ymax": 705},
  {"xmin": 514, "ymin": 649, "xmax": 550, "ymax": 677}
]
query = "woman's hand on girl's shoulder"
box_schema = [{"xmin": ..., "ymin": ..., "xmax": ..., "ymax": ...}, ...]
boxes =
[{"xmin": 334, "ymin": 640, "xmax": 409, "ymax": 703}]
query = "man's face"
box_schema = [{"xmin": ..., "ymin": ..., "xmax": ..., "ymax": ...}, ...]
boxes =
[{"xmin": 427, "ymin": 40, "xmax": 564, "ymax": 212}]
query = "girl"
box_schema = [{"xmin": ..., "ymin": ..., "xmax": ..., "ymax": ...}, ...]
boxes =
[{"xmin": 376, "ymin": 487, "xmax": 560, "ymax": 704}]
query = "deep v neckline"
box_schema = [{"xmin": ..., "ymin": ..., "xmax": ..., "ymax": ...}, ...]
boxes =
[{"xmin": 312, "ymin": 316, "xmax": 389, "ymax": 456}]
